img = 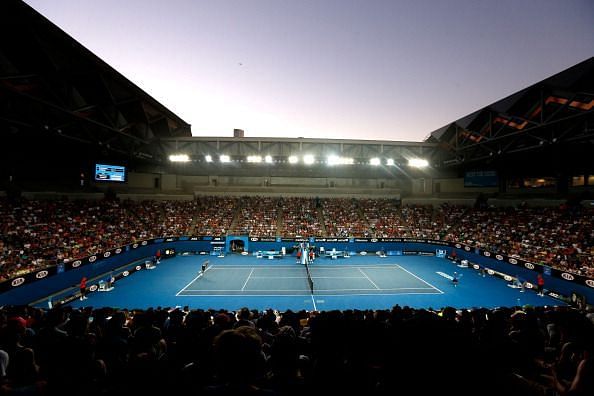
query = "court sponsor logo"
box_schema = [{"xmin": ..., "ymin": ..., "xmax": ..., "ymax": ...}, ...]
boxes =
[
  {"xmin": 455, "ymin": 244, "xmax": 461, "ymax": 249},
  {"xmin": 472, "ymin": 264, "xmax": 480, "ymax": 270},
  {"xmin": 72, "ymin": 260, "xmax": 82, "ymax": 268},
  {"xmin": 103, "ymin": 251, "xmax": 111, "ymax": 258},
  {"xmin": 370, "ymin": 238, "xmax": 378, "ymax": 242},
  {"xmin": 524, "ymin": 263, "xmax": 535, "ymax": 270},
  {"xmin": 525, "ymin": 282, "xmax": 534, "ymax": 289},
  {"xmin": 132, "ymin": 243, "xmax": 139, "ymax": 249},
  {"xmin": 585, "ymin": 280, "xmax": 594, "ymax": 288},
  {"xmin": 464, "ymin": 246, "xmax": 471, "ymax": 251},
  {"xmin": 89, "ymin": 256, "xmax": 97, "ymax": 263},
  {"xmin": 436, "ymin": 271, "xmax": 453, "ymax": 280},
  {"xmin": 141, "ymin": 241, "xmax": 148, "ymax": 245},
  {"xmin": 165, "ymin": 238, "xmax": 175, "ymax": 242},
  {"xmin": 561, "ymin": 273, "xmax": 575, "ymax": 281},
  {"xmin": 359, "ymin": 251, "xmax": 367, "ymax": 255},
  {"xmin": 504, "ymin": 275, "xmax": 512, "ymax": 281},
  {"xmin": 509, "ymin": 258, "xmax": 518, "ymax": 265},
  {"xmin": 484, "ymin": 251, "xmax": 491, "ymax": 257},
  {"xmin": 89, "ymin": 285, "xmax": 98, "ymax": 292},
  {"xmin": 115, "ymin": 248, "xmax": 122, "ymax": 254},
  {"xmin": 250, "ymin": 237, "xmax": 258, "ymax": 241},
  {"xmin": 123, "ymin": 271, "xmax": 130, "ymax": 277},
  {"xmin": 487, "ymin": 269, "xmax": 495, "ymax": 275},
  {"xmin": 36, "ymin": 270, "xmax": 49, "ymax": 279},
  {"xmin": 11, "ymin": 277, "xmax": 25, "ymax": 287},
  {"xmin": 135, "ymin": 266, "xmax": 142, "ymax": 271},
  {"xmin": 496, "ymin": 255, "xmax": 504, "ymax": 261},
  {"xmin": 548, "ymin": 292, "xmax": 560, "ymax": 298}
]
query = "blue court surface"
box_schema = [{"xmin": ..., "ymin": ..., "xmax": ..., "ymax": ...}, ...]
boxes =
[{"xmin": 68, "ymin": 254, "xmax": 563, "ymax": 311}]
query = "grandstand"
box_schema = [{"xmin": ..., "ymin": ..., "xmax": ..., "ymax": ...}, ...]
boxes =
[{"xmin": 0, "ymin": 1, "xmax": 593, "ymax": 395}]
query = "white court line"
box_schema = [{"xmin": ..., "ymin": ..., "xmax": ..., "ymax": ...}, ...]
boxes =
[
  {"xmin": 394, "ymin": 264, "xmax": 444, "ymax": 294},
  {"xmin": 311, "ymin": 294, "xmax": 317, "ymax": 310},
  {"xmin": 181, "ymin": 287, "xmax": 433, "ymax": 292},
  {"xmin": 204, "ymin": 265, "xmax": 399, "ymax": 270},
  {"xmin": 175, "ymin": 265, "xmax": 213, "ymax": 296},
  {"xmin": 177, "ymin": 291, "xmax": 442, "ymax": 297},
  {"xmin": 241, "ymin": 268, "xmax": 255, "ymax": 291},
  {"xmin": 251, "ymin": 276, "xmax": 367, "ymax": 279},
  {"xmin": 358, "ymin": 268, "xmax": 380, "ymax": 289}
]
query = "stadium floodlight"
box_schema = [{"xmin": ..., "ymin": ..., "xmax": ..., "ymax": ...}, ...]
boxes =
[
  {"xmin": 205, "ymin": 155, "xmax": 213, "ymax": 163},
  {"xmin": 328, "ymin": 155, "xmax": 354, "ymax": 166},
  {"xmin": 247, "ymin": 155, "xmax": 262, "ymax": 163},
  {"xmin": 370, "ymin": 157, "xmax": 381, "ymax": 166},
  {"xmin": 327, "ymin": 155, "xmax": 340, "ymax": 166},
  {"xmin": 288, "ymin": 155, "xmax": 299, "ymax": 164},
  {"xmin": 386, "ymin": 158, "xmax": 395, "ymax": 166},
  {"xmin": 265, "ymin": 155, "xmax": 273, "ymax": 163},
  {"xmin": 303, "ymin": 154, "xmax": 315, "ymax": 165},
  {"xmin": 408, "ymin": 158, "xmax": 429, "ymax": 168},
  {"xmin": 169, "ymin": 154, "xmax": 190, "ymax": 162},
  {"xmin": 220, "ymin": 155, "xmax": 231, "ymax": 163}
]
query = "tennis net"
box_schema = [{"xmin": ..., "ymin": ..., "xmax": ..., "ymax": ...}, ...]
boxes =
[{"xmin": 304, "ymin": 262, "xmax": 314, "ymax": 294}]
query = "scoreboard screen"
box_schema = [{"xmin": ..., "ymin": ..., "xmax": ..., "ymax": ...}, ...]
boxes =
[{"xmin": 94, "ymin": 163, "xmax": 127, "ymax": 182}]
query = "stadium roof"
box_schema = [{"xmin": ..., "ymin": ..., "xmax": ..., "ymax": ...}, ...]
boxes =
[
  {"xmin": 0, "ymin": 0, "xmax": 191, "ymax": 166},
  {"xmin": 427, "ymin": 57, "xmax": 594, "ymax": 174}
]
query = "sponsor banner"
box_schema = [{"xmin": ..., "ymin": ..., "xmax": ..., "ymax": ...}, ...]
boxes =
[
  {"xmin": 403, "ymin": 251, "xmax": 419, "ymax": 255},
  {"xmin": 560, "ymin": 273, "xmax": 575, "ymax": 281},
  {"xmin": 35, "ymin": 270, "xmax": 49, "ymax": 279},
  {"xmin": 380, "ymin": 238, "xmax": 404, "ymax": 242},
  {"xmin": 251, "ymin": 237, "xmax": 276, "ymax": 242},
  {"xmin": 354, "ymin": 238, "xmax": 371, "ymax": 242},
  {"xmin": 281, "ymin": 238, "xmax": 296, "ymax": 242},
  {"xmin": 11, "ymin": 277, "xmax": 26, "ymax": 287},
  {"xmin": 418, "ymin": 252, "xmax": 436, "ymax": 256}
]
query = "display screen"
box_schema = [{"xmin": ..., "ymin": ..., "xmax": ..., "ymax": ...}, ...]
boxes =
[
  {"xmin": 464, "ymin": 170, "xmax": 498, "ymax": 187},
  {"xmin": 94, "ymin": 163, "xmax": 126, "ymax": 182}
]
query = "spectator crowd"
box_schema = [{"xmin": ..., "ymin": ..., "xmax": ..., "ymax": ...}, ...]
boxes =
[
  {"xmin": 0, "ymin": 303, "xmax": 591, "ymax": 395},
  {"xmin": 1, "ymin": 196, "xmax": 593, "ymax": 280}
]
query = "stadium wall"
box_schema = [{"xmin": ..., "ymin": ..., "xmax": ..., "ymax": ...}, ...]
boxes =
[{"xmin": 105, "ymin": 171, "xmax": 404, "ymax": 196}]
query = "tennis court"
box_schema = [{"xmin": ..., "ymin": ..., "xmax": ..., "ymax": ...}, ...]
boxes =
[
  {"xmin": 176, "ymin": 264, "xmax": 443, "ymax": 296},
  {"xmin": 65, "ymin": 255, "xmax": 563, "ymax": 311}
]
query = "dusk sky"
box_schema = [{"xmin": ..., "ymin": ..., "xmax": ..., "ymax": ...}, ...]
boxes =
[{"xmin": 25, "ymin": 0, "xmax": 594, "ymax": 142}]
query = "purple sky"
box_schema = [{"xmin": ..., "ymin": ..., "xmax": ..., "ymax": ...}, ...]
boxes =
[{"xmin": 25, "ymin": 0, "xmax": 594, "ymax": 142}]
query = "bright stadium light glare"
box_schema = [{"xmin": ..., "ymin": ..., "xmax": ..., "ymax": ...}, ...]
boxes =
[
  {"xmin": 327, "ymin": 155, "xmax": 340, "ymax": 166},
  {"xmin": 303, "ymin": 154, "xmax": 315, "ymax": 165},
  {"xmin": 386, "ymin": 158, "xmax": 395, "ymax": 166},
  {"xmin": 370, "ymin": 157, "xmax": 381, "ymax": 166},
  {"xmin": 204, "ymin": 155, "xmax": 213, "ymax": 163},
  {"xmin": 247, "ymin": 155, "xmax": 262, "ymax": 163},
  {"xmin": 219, "ymin": 155, "xmax": 231, "ymax": 163},
  {"xmin": 265, "ymin": 155, "xmax": 273, "ymax": 163},
  {"xmin": 408, "ymin": 158, "xmax": 429, "ymax": 168},
  {"xmin": 288, "ymin": 155, "xmax": 299, "ymax": 164},
  {"xmin": 169, "ymin": 154, "xmax": 190, "ymax": 162}
]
